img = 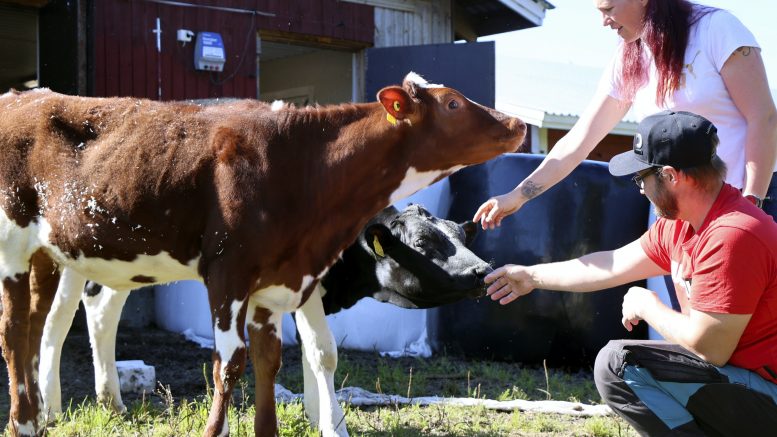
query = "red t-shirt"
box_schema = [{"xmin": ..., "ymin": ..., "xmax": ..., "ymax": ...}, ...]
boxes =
[{"xmin": 640, "ymin": 184, "xmax": 777, "ymax": 382}]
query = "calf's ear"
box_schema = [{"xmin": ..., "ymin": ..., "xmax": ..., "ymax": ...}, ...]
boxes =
[
  {"xmin": 364, "ymin": 223, "xmax": 395, "ymax": 257},
  {"xmin": 377, "ymin": 86, "xmax": 416, "ymax": 124},
  {"xmin": 460, "ymin": 221, "xmax": 478, "ymax": 246}
]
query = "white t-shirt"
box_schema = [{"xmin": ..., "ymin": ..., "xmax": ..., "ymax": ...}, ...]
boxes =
[{"xmin": 603, "ymin": 7, "xmax": 772, "ymax": 189}]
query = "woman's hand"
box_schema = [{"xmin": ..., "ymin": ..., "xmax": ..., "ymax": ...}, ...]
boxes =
[
  {"xmin": 471, "ymin": 85, "xmax": 629, "ymax": 230},
  {"xmin": 473, "ymin": 190, "xmax": 524, "ymax": 230}
]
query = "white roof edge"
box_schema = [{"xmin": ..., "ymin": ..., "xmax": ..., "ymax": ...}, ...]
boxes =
[
  {"xmin": 339, "ymin": 0, "xmax": 416, "ymax": 12},
  {"xmin": 496, "ymin": 0, "xmax": 548, "ymax": 26},
  {"xmin": 609, "ymin": 121, "xmax": 639, "ymax": 136},
  {"xmin": 495, "ymin": 103, "xmax": 548, "ymax": 126},
  {"xmin": 497, "ymin": 103, "xmax": 638, "ymax": 135}
]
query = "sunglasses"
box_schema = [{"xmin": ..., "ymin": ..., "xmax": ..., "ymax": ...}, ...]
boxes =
[{"xmin": 632, "ymin": 167, "xmax": 660, "ymax": 188}]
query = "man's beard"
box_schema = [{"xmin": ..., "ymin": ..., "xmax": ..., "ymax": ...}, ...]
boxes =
[{"xmin": 650, "ymin": 177, "xmax": 679, "ymax": 219}]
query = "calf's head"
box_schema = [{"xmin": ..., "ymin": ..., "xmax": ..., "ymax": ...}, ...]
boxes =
[
  {"xmin": 366, "ymin": 204, "xmax": 492, "ymax": 308},
  {"xmin": 377, "ymin": 73, "xmax": 527, "ymax": 171}
]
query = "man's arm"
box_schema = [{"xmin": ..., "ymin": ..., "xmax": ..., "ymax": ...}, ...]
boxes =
[
  {"xmin": 486, "ymin": 239, "xmax": 666, "ymax": 305},
  {"xmin": 622, "ymin": 288, "xmax": 751, "ymax": 366}
]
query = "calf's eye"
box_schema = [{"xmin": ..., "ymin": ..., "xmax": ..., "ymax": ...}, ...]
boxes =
[{"xmin": 448, "ymin": 100, "xmax": 459, "ymax": 110}]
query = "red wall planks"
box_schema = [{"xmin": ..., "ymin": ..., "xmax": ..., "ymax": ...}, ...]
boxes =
[{"xmin": 92, "ymin": 0, "xmax": 374, "ymax": 100}]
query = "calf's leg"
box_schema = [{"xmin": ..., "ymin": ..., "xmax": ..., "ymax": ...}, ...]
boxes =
[
  {"xmin": 27, "ymin": 251, "xmax": 60, "ymax": 426},
  {"xmin": 2, "ymin": 249, "xmax": 58, "ymax": 436},
  {"xmin": 2, "ymin": 271, "xmax": 36, "ymax": 437},
  {"xmin": 203, "ymin": 293, "xmax": 248, "ymax": 437},
  {"xmin": 83, "ymin": 286, "xmax": 129, "ymax": 413},
  {"xmin": 247, "ymin": 305, "xmax": 283, "ymax": 437},
  {"xmin": 295, "ymin": 285, "xmax": 347, "ymax": 437},
  {"xmin": 39, "ymin": 268, "xmax": 86, "ymax": 417},
  {"xmin": 301, "ymin": 343, "xmax": 319, "ymax": 424}
]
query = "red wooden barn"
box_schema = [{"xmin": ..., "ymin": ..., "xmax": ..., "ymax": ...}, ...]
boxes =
[{"xmin": 1, "ymin": 0, "xmax": 552, "ymax": 104}]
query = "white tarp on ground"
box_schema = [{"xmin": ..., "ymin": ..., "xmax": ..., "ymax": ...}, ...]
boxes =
[
  {"xmin": 155, "ymin": 179, "xmax": 451, "ymax": 357},
  {"xmin": 273, "ymin": 384, "xmax": 613, "ymax": 417}
]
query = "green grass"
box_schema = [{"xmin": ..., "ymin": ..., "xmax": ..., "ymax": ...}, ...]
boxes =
[
  {"xmin": 8, "ymin": 350, "xmax": 638, "ymax": 436},
  {"xmin": 34, "ymin": 399, "xmax": 637, "ymax": 437},
  {"xmin": 278, "ymin": 349, "xmax": 602, "ymax": 404}
]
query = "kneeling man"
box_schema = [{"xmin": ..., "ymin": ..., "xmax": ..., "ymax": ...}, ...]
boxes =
[{"xmin": 485, "ymin": 110, "xmax": 777, "ymax": 436}]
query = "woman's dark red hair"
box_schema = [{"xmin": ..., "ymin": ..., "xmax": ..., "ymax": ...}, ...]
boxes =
[{"xmin": 619, "ymin": 1, "xmax": 716, "ymax": 104}]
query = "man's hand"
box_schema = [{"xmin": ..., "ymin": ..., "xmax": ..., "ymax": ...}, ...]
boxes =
[
  {"xmin": 621, "ymin": 286, "xmax": 659, "ymax": 331},
  {"xmin": 485, "ymin": 264, "xmax": 535, "ymax": 305}
]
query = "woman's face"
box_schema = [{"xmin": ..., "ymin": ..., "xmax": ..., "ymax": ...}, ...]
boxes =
[{"xmin": 594, "ymin": 0, "xmax": 648, "ymax": 43}]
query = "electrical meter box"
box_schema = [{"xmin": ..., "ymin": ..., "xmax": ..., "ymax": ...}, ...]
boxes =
[{"xmin": 194, "ymin": 32, "xmax": 225, "ymax": 72}]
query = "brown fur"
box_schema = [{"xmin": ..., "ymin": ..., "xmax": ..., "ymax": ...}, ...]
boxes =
[
  {"xmin": 248, "ymin": 307, "xmax": 282, "ymax": 436},
  {"xmin": 0, "ymin": 79, "xmax": 525, "ymax": 436}
]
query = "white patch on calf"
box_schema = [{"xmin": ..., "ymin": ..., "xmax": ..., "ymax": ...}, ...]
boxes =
[
  {"xmin": 218, "ymin": 419, "xmax": 229, "ymax": 437},
  {"xmin": 60, "ymin": 253, "xmax": 198, "ymax": 290},
  {"xmin": 389, "ymin": 166, "xmax": 463, "ymax": 204},
  {"xmin": 270, "ymin": 100, "xmax": 285, "ymax": 111},
  {"xmin": 245, "ymin": 303, "xmax": 259, "ymax": 332},
  {"xmin": 17, "ymin": 383, "xmax": 25, "ymax": 396},
  {"xmin": 267, "ymin": 310, "xmax": 283, "ymax": 341},
  {"xmin": 250, "ymin": 281, "xmax": 304, "ymax": 313},
  {"xmin": 249, "ymin": 268, "xmax": 333, "ymax": 313},
  {"xmin": 247, "ymin": 270, "xmax": 334, "ymax": 340},
  {"xmin": 13, "ymin": 420, "xmax": 36, "ymax": 437},
  {"xmin": 213, "ymin": 299, "xmax": 246, "ymax": 386},
  {"xmin": 301, "ymin": 274, "xmax": 316, "ymax": 293},
  {"xmin": 246, "ymin": 301, "xmax": 284, "ymax": 341},
  {"xmin": 36, "ymin": 218, "xmax": 200, "ymax": 289},
  {"xmin": 0, "ymin": 208, "xmax": 42, "ymax": 278},
  {"xmin": 31, "ymin": 354, "xmax": 38, "ymax": 383}
]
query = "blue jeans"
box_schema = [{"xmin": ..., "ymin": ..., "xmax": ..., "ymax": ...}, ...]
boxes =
[{"xmin": 595, "ymin": 340, "xmax": 777, "ymax": 436}]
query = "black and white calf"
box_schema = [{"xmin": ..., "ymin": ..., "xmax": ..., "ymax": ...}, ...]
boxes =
[
  {"xmin": 321, "ymin": 203, "xmax": 489, "ymax": 313},
  {"xmin": 39, "ymin": 204, "xmax": 491, "ymax": 435}
]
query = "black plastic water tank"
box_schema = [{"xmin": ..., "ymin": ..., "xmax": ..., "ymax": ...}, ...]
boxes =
[{"xmin": 428, "ymin": 154, "xmax": 650, "ymax": 366}]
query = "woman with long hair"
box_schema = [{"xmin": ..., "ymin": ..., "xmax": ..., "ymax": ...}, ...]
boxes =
[{"xmin": 474, "ymin": 0, "xmax": 777, "ymax": 226}]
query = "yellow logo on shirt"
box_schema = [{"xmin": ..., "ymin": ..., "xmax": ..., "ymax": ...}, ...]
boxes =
[{"xmin": 679, "ymin": 50, "xmax": 702, "ymax": 89}]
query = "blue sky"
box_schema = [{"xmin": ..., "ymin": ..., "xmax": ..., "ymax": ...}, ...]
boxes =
[{"xmin": 483, "ymin": 1, "xmax": 777, "ymax": 87}]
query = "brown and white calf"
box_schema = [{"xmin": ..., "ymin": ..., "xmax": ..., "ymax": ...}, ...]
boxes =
[
  {"xmin": 0, "ymin": 73, "xmax": 525, "ymax": 436},
  {"xmin": 39, "ymin": 204, "xmax": 492, "ymax": 436}
]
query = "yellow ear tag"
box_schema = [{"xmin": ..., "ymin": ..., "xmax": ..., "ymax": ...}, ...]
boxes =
[
  {"xmin": 386, "ymin": 113, "xmax": 397, "ymax": 126},
  {"xmin": 373, "ymin": 235, "xmax": 385, "ymax": 257}
]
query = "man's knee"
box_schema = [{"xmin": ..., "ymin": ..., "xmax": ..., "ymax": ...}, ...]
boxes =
[{"xmin": 594, "ymin": 340, "xmax": 630, "ymax": 395}]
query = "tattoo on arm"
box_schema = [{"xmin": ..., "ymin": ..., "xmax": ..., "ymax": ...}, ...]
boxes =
[
  {"xmin": 736, "ymin": 46, "xmax": 752, "ymax": 56},
  {"xmin": 521, "ymin": 181, "xmax": 543, "ymax": 199}
]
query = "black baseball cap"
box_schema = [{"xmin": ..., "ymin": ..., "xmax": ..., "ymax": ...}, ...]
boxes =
[{"xmin": 609, "ymin": 110, "xmax": 718, "ymax": 176}]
